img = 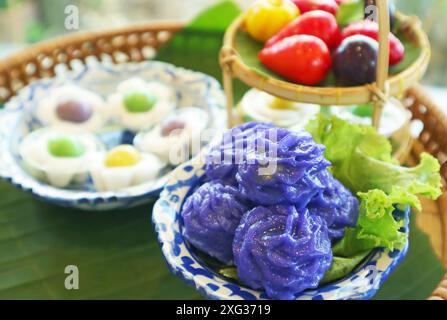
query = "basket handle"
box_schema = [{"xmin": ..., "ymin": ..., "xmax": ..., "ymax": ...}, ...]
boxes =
[
  {"xmin": 220, "ymin": 46, "xmax": 236, "ymax": 128},
  {"xmin": 372, "ymin": 0, "xmax": 391, "ymax": 129}
]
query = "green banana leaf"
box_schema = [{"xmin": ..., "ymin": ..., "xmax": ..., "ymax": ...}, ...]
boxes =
[{"xmin": 0, "ymin": 1, "xmax": 444, "ymax": 300}]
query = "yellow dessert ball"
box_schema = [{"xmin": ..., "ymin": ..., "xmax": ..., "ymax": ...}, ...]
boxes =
[{"xmin": 104, "ymin": 145, "xmax": 141, "ymax": 168}]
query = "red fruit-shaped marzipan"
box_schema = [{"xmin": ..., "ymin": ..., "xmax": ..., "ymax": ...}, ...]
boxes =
[
  {"xmin": 266, "ymin": 10, "xmax": 341, "ymax": 49},
  {"xmin": 292, "ymin": 0, "xmax": 339, "ymax": 16},
  {"xmin": 259, "ymin": 34, "xmax": 332, "ymax": 85}
]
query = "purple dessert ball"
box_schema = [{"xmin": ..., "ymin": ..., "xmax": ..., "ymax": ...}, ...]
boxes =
[
  {"xmin": 308, "ymin": 170, "xmax": 360, "ymax": 241},
  {"xmin": 56, "ymin": 99, "xmax": 93, "ymax": 123},
  {"xmin": 233, "ymin": 205, "xmax": 332, "ymax": 300},
  {"xmin": 181, "ymin": 181, "xmax": 250, "ymax": 265}
]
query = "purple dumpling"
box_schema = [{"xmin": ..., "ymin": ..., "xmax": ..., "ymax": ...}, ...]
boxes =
[
  {"xmin": 308, "ymin": 170, "xmax": 360, "ymax": 241},
  {"xmin": 233, "ymin": 205, "xmax": 332, "ymax": 300},
  {"xmin": 205, "ymin": 122, "xmax": 275, "ymax": 185},
  {"xmin": 236, "ymin": 128, "xmax": 330, "ymax": 205},
  {"xmin": 181, "ymin": 181, "xmax": 250, "ymax": 265}
]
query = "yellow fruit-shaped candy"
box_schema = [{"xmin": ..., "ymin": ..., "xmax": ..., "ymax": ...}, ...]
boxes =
[
  {"xmin": 269, "ymin": 96, "xmax": 296, "ymax": 110},
  {"xmin": 104, "ymin": 145, "xmax": 141, "ymax": 168},
  {"xmin": 244, "ymin": 0, "xmax": 299, "ymax": 42}
]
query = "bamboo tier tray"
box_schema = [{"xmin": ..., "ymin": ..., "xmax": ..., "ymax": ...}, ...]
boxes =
[
  {"xmin": 0, "ymin": 18, "xmax": 445, "ymax": 300},
  {"xmin": 219, "ymin": 0, "xmax": 431, "ymax": 130}
]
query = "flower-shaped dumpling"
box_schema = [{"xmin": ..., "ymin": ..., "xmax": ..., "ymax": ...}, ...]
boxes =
[
  {"xmin": 108, "ymin": 78, "xmax": 176, "ymax": 131},
  {"xmin": 233, "ymin": 205, "xmax": 332, "ymax": 300},
  {"xmin": 19, "ymin": 127, "xmax": 104, "ymax": 187},
  {"xmin": 90, "ymin": 145, "xmax": 166, "ymax": 191},
  {"xmin": 308, "ymin": 170, "xmax": 360, "ymax": 241},
  {"xmin": 135, "ymin": 107, "xmax": 209, "ymax": 165},
  {"xmin": 181, "ymin": 181, "xmax": 250, "ymax": 265},
  {"xmin": 236, "ymin": 128, "xmax": 331, "ymax": 205},
  {"xmin": 205, "ymin": 122, "xmax": 275, "ymax": 185},
  {"xmin": 35, "ymin": 85, "xmax": 107, "ymax": 132}
]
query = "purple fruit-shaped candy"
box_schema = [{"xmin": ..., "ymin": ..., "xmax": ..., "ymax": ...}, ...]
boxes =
[
  {"xmin": 333, "ymin": 35, "xmax": 378, "ymax": 86},
  {"xmin": 160, "ymin": 118, "xmax": 185, "ymax": 137},
  {"xmin": 56, "ymin": 99, "xmax": 93, "ymax": 123}
]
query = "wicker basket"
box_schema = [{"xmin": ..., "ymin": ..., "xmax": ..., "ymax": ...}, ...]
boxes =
[{"xmin": 0, "ymin": 19, "xmax": 445, "ymax": 300}]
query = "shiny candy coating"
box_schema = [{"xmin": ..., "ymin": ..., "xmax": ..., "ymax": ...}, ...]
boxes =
[
  {"xmin": 123, "ymin": 90, "xmax": 157, "ymax": 113},
  {"xmin": 104, "ymin": 145, "xmax": 141, "ymax": 168},
  {"xmin": 333, "ymin": 35, "xmax": 378, "ymax": 85},
  {"xmin": 56, "ymin": 99, "xmax": 93, "ymax": 123},
  {"xmin": 47, "ymin": 136, "xmax": 86, "ymax": 158},
  {"xmin": 341, "ymin": 20, "xmax": 404, "ymax": 66},
  {"xmin": 233, "ymin": 205, "xmax": 332, "ymax": 300},
  {"xmin": 244, "ymin": 0, "xmax": 299, "ymax": 43},
  {"xmin": 259, "ymin": 35, "xmax": 332, "ymax": 86},
  {"xmin": 292, "ymin": 0, "xmax": 339, "ymax": 16},
  {"xmin": 181, "ymin": 181, "xmax": 250, "ymax": 265}
]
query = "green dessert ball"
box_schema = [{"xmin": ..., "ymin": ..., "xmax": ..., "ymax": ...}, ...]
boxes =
[
  {"xmin": 48, "ymin": 136, "xmax": 86, "ymax": 158},
  {"xmin": 123, "ymin": 90, "xmax": 157, "ymax": 113}
]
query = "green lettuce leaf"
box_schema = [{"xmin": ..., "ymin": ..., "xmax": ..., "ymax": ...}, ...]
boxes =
[
  {"xmin": 333, "ymin": 188, "xmax": 417, "ymax": 257},
  {"xmin": 307, "ymin": 114, "xmax": 394, "ymax": 165},
  {"xmin": 306, "ymin": 115, "xmax": 442, "ymax": 200}
]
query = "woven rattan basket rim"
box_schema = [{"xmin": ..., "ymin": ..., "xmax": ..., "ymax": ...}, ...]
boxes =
[
  {"xmin": 221, "ymin": 13, "xmax": 431, "ymax": 106},
  {"xmin": 0, "ymin": 21, "xmax": 183, "ymax": 75}
]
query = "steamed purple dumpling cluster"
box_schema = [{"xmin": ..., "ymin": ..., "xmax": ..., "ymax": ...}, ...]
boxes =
[
  {"xmin": 181, "ymin": 181, "xmax": 249, "ymax": 265},
  {"xmin": 182, "ymin": 122, "xmax": 359, "ymax": 299},
  {"xmin": 233, "ymin": 205, "xmax": 332, "ymax": 300}
]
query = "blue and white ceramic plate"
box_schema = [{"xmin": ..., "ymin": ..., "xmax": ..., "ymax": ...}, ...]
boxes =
[
  {"xmin": 153, "ymin": 160, "xmax": 410, "ymax": 300},
  {"xmin": 0, "ymin": 61, "xmax": 226, "ymax": 211}
]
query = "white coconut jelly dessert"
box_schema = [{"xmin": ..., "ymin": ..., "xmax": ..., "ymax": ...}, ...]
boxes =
[
  {"xmin": 108, "ymin": 78, "xmax": 176, "ymax": 132},
  {"xmin": 35, "ymin": 85, "xmax": 108, "ymax": 133},
  {"xmin": 19, "ymin": 127, "xmax": 104, "ymax": 188},
  {"xmin": 134, "ymin": 107, "xmax": 209, "ymax": 165},
  {"xmin": 89, "ymin": 145, "xmax": 166, "ymax": 192}
]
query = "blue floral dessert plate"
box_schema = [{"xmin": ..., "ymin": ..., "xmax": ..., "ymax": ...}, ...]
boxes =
[
  {"xmin": 153, "ymin": 160, "xmax": 410, "ymax": 300},
  {"xmin": 0, "ymin": 61, "xmax": 226, "ymax": 211}
]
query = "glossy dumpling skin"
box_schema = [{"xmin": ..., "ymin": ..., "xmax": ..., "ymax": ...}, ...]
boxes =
[
  {"xmin": 181, "ymin": 181, "xmax": 250, "ymax": 265},
  {"xmin": 205, "ymin": 122, "xmax": 275, "ymax": 185},
  {"xmin": 233, "ymin": 205, "xmax": 332, "ymax": 300},
  {"xmin": 236, "ymin": 127, "xmax": 330, "ymax": 205},
  {"xmin": 308, "ymin": 170, "xmax": 360, "ymax": 241}
]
